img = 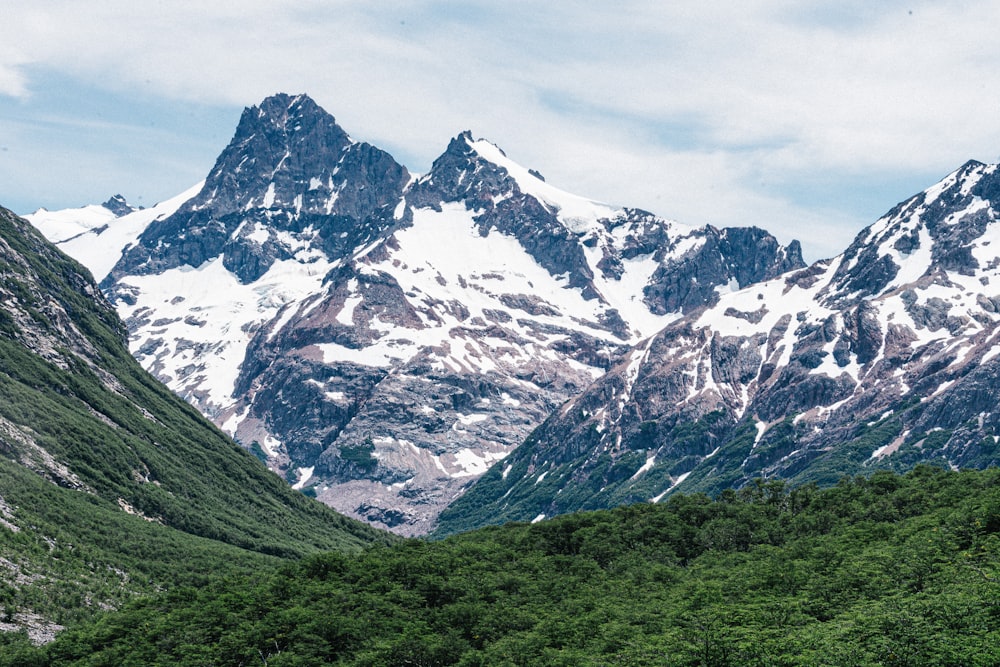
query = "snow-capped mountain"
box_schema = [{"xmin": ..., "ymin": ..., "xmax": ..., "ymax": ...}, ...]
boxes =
[
  {"xmin": 434, "ymin": 159, "xmax": 1000, "ymax": 535},
  {"xmin": 29, "ymin": 194, "xmax": 140, "ymax": 242},
  {"xmin": 30, "ymin": 188, "xmax": 201, "ymax": 283},
  {"xmin": 28, "ymin": 93, "xmax": 802, "ymax": 534}
]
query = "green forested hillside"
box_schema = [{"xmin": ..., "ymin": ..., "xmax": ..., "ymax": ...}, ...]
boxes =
[
  {"xmin": 0, "ymin": 207, "xmax": 392, "ymax": 639},
  {"xmin": 0, "ymin": 459, "xmax": 279, "ymax": 635},
  {"xmin": 17, "ymin": 466, "xmax": 1000, "ymax": 665}
]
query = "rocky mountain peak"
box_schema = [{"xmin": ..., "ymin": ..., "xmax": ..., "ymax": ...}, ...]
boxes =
[
  {"xmin": 200, "ymin": 92, "xmax": 354, "ymax": 215},
  {"xmin": 105, "ymin": 93, "xmax": 409, "ymax": 284},
  {"xmin": 825, "ymin": 160, "xmax": 1000, "ymax": 306},
  {"xmin": 255, "ymin": 92, "xmax": 332, "ymax": 128},
  {"xmin": 101, "ymin": 194, "xmax": 140, "ymax": 217},
  {"xmin": 407, "ymin": 132, "xmax": 522, "ymax": 209},
  {"xmin": 404, "ymin": 132, "xmax": 804, "ymax": 314}
]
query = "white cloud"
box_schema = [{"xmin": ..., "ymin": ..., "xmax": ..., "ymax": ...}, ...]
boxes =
[
  {"xmin": 4, "ymin": 1, "xmax": 1000, "ymax": 260},
  {"xmin": 0, "ymin": 38, "xmax": 29, "ymax": 97}
]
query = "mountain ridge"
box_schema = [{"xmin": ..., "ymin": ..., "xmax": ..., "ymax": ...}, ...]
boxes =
[{"xmin": 435, "ymin": 158, "xmax": 1000, "ymax": 534}]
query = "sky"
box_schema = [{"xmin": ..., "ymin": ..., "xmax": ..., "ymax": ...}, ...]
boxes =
[{"xmin": 4, "ymin": 2, "xmax": 1000, "ymax": 261}]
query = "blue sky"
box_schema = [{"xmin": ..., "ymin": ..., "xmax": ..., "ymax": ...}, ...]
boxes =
[{"xmin": 4, "ymin": 1, "xmax": 1000, "ymax": 261}]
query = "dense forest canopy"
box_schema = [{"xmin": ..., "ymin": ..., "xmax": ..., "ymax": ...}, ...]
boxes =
[{"xmin": 5, "ymin": 465, "xmax": 998, "ymax": 665}]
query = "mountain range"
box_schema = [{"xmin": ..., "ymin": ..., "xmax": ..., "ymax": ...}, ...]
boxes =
[
  {"xmin": 27, "ymin": 92, "xmax": 1000, "ymax": 538},
  {"xmin": 28, "ymin": 93, "xmax": 803, "ymax": 534}
]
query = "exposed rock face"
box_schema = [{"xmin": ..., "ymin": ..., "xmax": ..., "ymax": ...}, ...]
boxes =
[
  {"xmin": 101, "ymin": 194, "xmax": 141, "ymax": 217},
  {"xmin": 435, "ymin": 160, "xmax": 1000, "ymax": 536},
  {"xmin": 0, "ymin": 208, "xmax": 125, "ymax": 374},
  {"xmin": 643, "ymin": 226, "xmax": 803, "ymax": 315},
  {"xmin": 30, "ymin": 94, "xmax": 802, "ymax": 535},
  {"xmin": 107, "ymin": 93, "xmax": 409, "ymax": 285}
]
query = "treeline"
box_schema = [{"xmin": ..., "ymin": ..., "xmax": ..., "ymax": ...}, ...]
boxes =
[{"xmin": 6, "ymin": 465, "xmax": 999, "ymax": 665}]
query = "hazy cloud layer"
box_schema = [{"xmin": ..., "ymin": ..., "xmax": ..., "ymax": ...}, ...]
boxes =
[{"xmin": 4, "ymin": 1, "xmax": 1000, "ymax": 260}]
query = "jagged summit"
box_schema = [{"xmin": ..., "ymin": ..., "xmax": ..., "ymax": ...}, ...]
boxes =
[
  {"xmin": 196, "ymin": 93, "xmax": 353, "ymax": 215},
  {"xmin": 824, "ymin": 160, "xmax": 1000, "ymax": 307},
  {"xmin": 101, "ymin": 194, "xmax": 141, "ymax": 216},
  {"xmin": 408, "ymin": 130, "xmax": 804, "ymax": 314},
  {"xmin": 106, "ymin": 93, "xmax": 409, "ymax": 285},
  {"xmin": 409, "ymin": 130, "xmax": 618, "ymax": 230}
]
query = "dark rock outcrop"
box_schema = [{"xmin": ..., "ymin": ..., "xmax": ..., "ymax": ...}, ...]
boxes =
[{"xmin": 106, "ymin": 93, "xmax": 410, "ymax": 285}]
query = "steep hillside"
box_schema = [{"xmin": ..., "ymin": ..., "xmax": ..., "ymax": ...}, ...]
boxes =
[
  {"xmin": 29, "ymin": 93, "xmax": 802, "ymax": 534},
  {"xmin": 0, "ymin": 206, "xmax": 389, "ymax": 639},
  {"xmin": 437, "ymin": 160, "xmax": 1000, "ymax": 534}
]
